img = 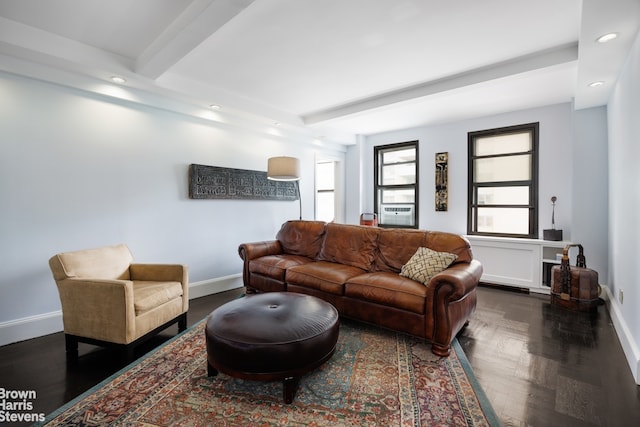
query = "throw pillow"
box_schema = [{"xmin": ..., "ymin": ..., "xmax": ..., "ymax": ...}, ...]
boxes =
[{"xmin": 400, "ymin": 247, "xmax": 458, "ymax": 285}]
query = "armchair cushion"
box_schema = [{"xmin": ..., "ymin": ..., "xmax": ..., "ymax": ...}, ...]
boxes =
[
  {"xmin": 50, "ymin": 243, "xmax": 133, "ymax": 280},
  {"xmin": 133, "ymin": 281, "xmax": 184, "ymax": 315}
]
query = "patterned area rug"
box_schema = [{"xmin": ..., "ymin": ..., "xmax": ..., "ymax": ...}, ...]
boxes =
[{"xmin": 38, "ymin": 319, "xmax": 500, "ymax": 426}]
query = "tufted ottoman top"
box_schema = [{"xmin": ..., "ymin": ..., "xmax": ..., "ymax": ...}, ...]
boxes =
[{"xmin": 206, "ymin": 292, "xmax": 339, "ymax": 375}]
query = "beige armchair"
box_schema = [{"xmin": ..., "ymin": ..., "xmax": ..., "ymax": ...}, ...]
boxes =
[{"xmin": 49, "ymin": 244, "xmax": 188, "ymax": 362}]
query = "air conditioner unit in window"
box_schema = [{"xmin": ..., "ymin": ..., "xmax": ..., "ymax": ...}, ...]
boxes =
[{"xmin": 380, "ymin": 204, "xmax": 414, "ymax": 226}]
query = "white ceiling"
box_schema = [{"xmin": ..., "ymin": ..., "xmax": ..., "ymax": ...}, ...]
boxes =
[{"xmin": 1, "ymin": 0, "xmax": 638, "ymax": 144}]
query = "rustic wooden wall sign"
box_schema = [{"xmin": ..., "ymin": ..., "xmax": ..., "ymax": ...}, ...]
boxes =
[
  {"xmin": 189, "ymin": 164, "xmax": 298, "ymax": 201},
  {"xmin": 435, "ymin": 152, "xmax": 448, "ymax": 211}
]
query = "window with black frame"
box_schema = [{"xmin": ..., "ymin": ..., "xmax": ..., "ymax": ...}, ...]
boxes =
[
  {"xmin": 374, "ymin": 141, "xmax": 418, "ymax": 228},
  {"xmin": 468, "ymin": 123, "xmax": 539, "ymax": 238}
]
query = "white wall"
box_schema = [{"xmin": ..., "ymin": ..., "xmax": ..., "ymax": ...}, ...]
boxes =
[
  {"xmin": 572, "ymin": 106, "xmax": 609, "ymax": 285},
  {"xmin": 607, "ymin": 27, "xmax": 640, "ymax": 382},
  {"xmin": 348, "ymin": 103, "xmax": 576, "ymax": 239},
  {"xmin": 0, "ymin": 71, "xmax": 345, "ymax": 344}
]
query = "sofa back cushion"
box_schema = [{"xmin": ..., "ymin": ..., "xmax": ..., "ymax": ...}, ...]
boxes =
[
  {"xmin": 424, "ymin": 231, "xmax": 473, "ymax": 263},
  {"xmin": 276, "ymin": 220, "xmax": 327, "ymax": 259},
  {"xmin": 373, "ymin": 228, "xmax": 430, "ymax": 272},
  {"xmin": 374, "ymin": 229, "xmax": 473, "ymax": 272},
  {"xmin": 318, "ymin": 223, "xmax": 379, "ymax": 270}
]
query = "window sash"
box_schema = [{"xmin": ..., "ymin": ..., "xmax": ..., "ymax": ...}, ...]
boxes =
[
  {"xmin": 315, "ymin": 160, "xmax": 336, "ymax": 222},
  {"xmin": 380, "ymin": 163, "xmax": 416, "ymax": 185},
  {"xmin": 375, "ymin": 141, "xmax": 418, "ymax": 228},
  {"xmin": 473, "ymin": 154, "xmax": 532, "ymax": 182}
]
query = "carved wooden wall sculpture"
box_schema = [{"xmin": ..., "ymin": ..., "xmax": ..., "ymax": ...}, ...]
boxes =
[
  {"xmin": 189, "ymin": 164, "xmax": 298, "ymax": 201},
  {"xmin": 435, "ymin": 152, "xmax": 448, "ymax": 211}
]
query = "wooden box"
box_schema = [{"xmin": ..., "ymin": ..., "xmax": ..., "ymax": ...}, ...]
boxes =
[{"xmin": 550, "ymin": 244, "xmax": 600, "ymax": 312}]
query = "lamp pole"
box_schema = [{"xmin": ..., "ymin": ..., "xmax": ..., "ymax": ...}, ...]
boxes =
[{"xmin": 296, "ymin": 180, "xmax": 302, "ymax": 220}]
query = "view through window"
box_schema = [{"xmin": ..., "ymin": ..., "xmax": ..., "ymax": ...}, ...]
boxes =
[
  {"xmin": 468, "ymin": 123, "xmax": 539, "ymax": 238},
  {"xmin": 315, "ymin": 160, "xmax": 335, "ymax": 222}
]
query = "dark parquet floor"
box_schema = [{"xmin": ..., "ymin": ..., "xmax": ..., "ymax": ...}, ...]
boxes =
[
  {"xmin": 458, "ymin": 286, "xmax": 640, "ymax": 427},
  {"xmin": 1, "ymin": 285, "xmax": 638, "ymax": 426}
]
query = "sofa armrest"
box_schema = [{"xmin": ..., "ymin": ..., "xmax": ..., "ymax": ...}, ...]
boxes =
[
  {"xmin": 238, "ymin": 240, "xmax": 282, "ymax": 289},
  {"xmin": 55, "ymin": 278, "xmax": 136, "ymax": 344},
  {"xmin": 427, "ymin": 259, "xmax": 483, "ymax": 356},
  {"xmin": 130, "ymin": 264, "xmax": 189, "ymax": 311},
  {"xmin": 238, "ymin": 240, "xmax": 283, "ymax": 261},
  {"xmin": 429, "ymin": 259, "xmax": 483, "ymax": 300}
]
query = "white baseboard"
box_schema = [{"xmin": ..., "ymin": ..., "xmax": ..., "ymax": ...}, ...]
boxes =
[
  {"xmin": 602, "ymin": 285, "xmax": 640, "ymax": 384},
  {"xmin": 0, "ymin": 311, "xmax": 64, "ymax": 347},
  {"xmin": 0, "ymin": 274, "xmax": 244, "ymax": 347},
  {"xmin": 188, "ymin": 273, "xmax": 244, "ymax": 299}
]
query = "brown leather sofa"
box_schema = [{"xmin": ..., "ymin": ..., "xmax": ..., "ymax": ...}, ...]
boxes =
[{"xmin": 238, "ymin": 220, "xmax": 482, "ymax": 357}]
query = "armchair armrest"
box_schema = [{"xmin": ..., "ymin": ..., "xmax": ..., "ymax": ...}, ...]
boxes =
[
  {"xmin": 129, "ymin": 263, "xmax": 189, "ymax": 312},
  {"xmin": 129, "ymin": 263, "xmax": 188, "ymax": 283},
  {"xmin": 55, "ymin": 278, "xmax": 136, "ymax": 344}
]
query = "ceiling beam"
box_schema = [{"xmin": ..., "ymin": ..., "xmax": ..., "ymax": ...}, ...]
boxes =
[
  {"xmin": 135, "ymin": 0, "xmax": 255, "ymax": 80},
  {"xmin": 302, "ymin": 42, "xmax": 579, "ymax": 125}
]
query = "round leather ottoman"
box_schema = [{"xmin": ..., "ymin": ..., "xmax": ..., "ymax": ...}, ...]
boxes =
[{"xmin": 205, "ymin": 292, "xmax": 339, "ymax": 403}]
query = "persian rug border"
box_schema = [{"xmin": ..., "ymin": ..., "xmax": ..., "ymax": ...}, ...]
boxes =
[
  {"xmin": 452, "ymin": 338, "xmax": 500, "ymax": 426},
  {"xmin": 35, "ymin": 320, "xmax": 207, "ymax": 425}
]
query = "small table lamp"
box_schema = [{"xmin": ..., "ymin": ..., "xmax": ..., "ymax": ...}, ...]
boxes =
[
  {"xmin": 543, "ymin": 196, "xmax": 563, "ymax": 241},
  {"xmin": 267, "ymin": 156, "xmax": 301, "ymax": 219}
]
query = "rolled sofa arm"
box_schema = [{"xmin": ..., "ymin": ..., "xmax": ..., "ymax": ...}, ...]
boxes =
[
  {"xmin": 429, "ymin": 259, "xmax": 483, "ymax": 300},
  {"xmin": 238, "ymin": 240, "xmax": 282, "ymax": 261},
  {"xmin": 427, "ymin": 259, "xmax": 483, "ymax": 357},
  {"xmin": 238, "ymin": 240, "xmax": 283, "ymax": 287}
]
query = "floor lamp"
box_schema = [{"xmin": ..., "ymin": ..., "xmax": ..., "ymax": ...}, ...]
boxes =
[{"xmin": 267, "ymin": 156, "xmax": 301, "ymax": 220}]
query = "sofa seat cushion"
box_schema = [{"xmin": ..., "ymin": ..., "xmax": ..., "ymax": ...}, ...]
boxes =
[
  {"xmin": 345, "ymin": 272, "xmax": 427, "ymax": 314},
  {"xmin": 134, "ymin": 281, "xmax": 183, "ymax": 315},
  {"xmin": 249, "ymin": 254, "xmax": 313, "ymax": 281},
  {"xmin": 286, "ymin": 261, "xmax": 365, "ymax": 295}
]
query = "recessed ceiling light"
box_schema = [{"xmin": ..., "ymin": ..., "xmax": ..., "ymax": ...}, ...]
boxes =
[
  {"xmin": 209, "ymin": 104, "xmax": 221, "ymax": 109},
  {"xmin": 110, "ymin": 76, "xmax": 126, "ymax": 84},
  {"xmin": 596, "ymin": 33, "xmax": 618, "ymax": 43},
  {"xmin": 588, "ymin": 81, "xmax": 604, "ymax": 87}
]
